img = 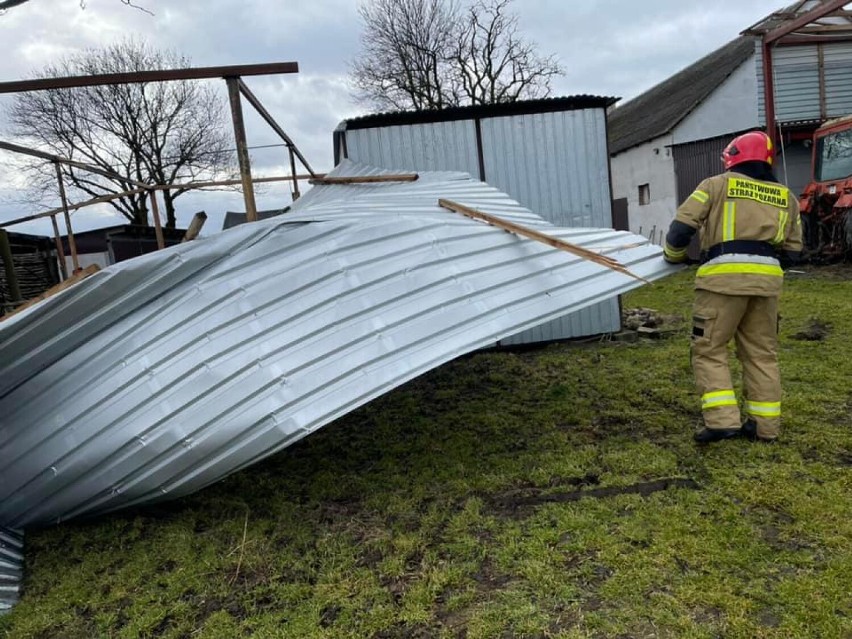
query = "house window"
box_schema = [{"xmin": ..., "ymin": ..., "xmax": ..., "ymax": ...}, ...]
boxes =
[{"xmin": 638, "ymin": 183, "xmax": 650, "ymax": 206}]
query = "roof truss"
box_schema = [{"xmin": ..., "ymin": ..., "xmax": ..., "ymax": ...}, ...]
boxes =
[{"xmin": 743, "ymin": 0, "xmax": 852, "ymax": 43}]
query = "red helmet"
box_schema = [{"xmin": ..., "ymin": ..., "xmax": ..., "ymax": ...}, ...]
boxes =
[{"xmin": 721, "ymin": 131, "xmax": 774, "ymax": 170}]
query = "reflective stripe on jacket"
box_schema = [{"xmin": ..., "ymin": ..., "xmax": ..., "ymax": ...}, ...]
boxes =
[{"xmin": 669, "ymin": 171, "xmax": 802, "ymax": 296}]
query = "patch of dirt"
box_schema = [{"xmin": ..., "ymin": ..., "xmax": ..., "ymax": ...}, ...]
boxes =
[
  {"xmin": 470, "ymin": 556, "xmax": 512, "ymax": 594},
  {"xmin": 622, "ymin": 307, "xmax": 683, "ymax": 330},
  {"xmin": 433, "ymin": 556, "xmax": 515, "ymax": 638},
  {"xmin": 791, "ymin": 318, "xmax": 833, "ymax": 341},
  {"xmin": 794, "ymin": 262, "xmax": 852, "ymax": 280},
  {"xmin": 320, "ymin": 604, "xmax": 341, "ymax": 627},
  {"xmin": 485, "ymin": 478, "xmax": 701, "ymax": 517},
  {"xmin": 758, "ymin": 608, "xmax": 782, "ymax": 627}
]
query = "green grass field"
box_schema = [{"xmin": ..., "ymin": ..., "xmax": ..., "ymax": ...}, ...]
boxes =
[{"xmin": 2, "ymin": 266, "xmax": 851, "ymax": 639}]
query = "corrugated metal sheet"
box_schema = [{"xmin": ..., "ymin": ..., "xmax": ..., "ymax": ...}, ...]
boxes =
[
  {"xmin": 344, "ymin": 121, "xmax": 481, "ymax": 176},
  {"xmin": 341, "ymin": 104, "xmax": 619, "ymax": 343},
  {"xmin": 757, "ymin": 41, "xmax": 852, "ymax": 125},
  {"xmin": 824, "ymin": 42, "xmax": 852, "ymax": 116},
  {"xmin": 0, "ymin": 163, "xmax": 677, "ymax": 611},
  {"xmin": 478, "ymin": 108, "xmax": 617, "ymax": 344},
  {"xmin": 672, "ymin": 135, "xmax": 733, "ymax": 204},
  {"xmin": 0, "ymin": 528, "xmax": 23, "ymax": 613}
]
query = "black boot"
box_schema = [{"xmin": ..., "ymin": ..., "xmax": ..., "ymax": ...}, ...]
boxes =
[
  {"xmin": 741, "ymin": 419, "xmax": 775, "ymax": 443},
  {"xmin": 693, "ymin": 427, "xmax": 742, "ymax": 444}
]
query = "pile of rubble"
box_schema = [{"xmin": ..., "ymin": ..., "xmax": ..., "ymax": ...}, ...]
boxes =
[{"xmin": 617, "ymin": 307, "xmax": 683, "ymax": 340}]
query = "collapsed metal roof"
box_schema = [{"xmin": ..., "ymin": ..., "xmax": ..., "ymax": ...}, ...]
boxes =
[{"xmin": 0, "ymin": 162, "xmax": 677, "ymax": 611}]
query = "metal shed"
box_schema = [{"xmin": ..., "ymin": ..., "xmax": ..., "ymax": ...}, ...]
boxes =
[{"xmin": 333, "ymin": 96, "xmax": 620, "ymax": 345}]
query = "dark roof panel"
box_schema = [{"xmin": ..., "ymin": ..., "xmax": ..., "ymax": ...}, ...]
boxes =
[
  {"xmin": 340, "ymin": 95, "xmax": 618, "ymax": 131},
  {"xmin": 223, "ymin": 208, "xmax": 288, "ymax": 230},
  {"xmin": 608, "ymin": 37, "xmax": 756, "ymax": 155}
]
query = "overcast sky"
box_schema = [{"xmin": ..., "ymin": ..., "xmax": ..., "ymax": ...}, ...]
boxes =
[{"xmin": 0, "ymin": 0, "xmax": 784, "ymax": 236}]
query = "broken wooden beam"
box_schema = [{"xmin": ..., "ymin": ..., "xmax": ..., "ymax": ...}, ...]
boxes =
[
  {"xmin": 309, "ymin": 174, "xmax": 419, "ymax": 185},
  {"xmin": 1, "ymin": 264, "xmax": 99, "ymax": 322},
  {"xmin": 438, "ymin": 199, "xmax": 649, "ymax": 284},
  {"xmin": 181, "ymin": 212, "xmax": 208, "ymax": 243}
]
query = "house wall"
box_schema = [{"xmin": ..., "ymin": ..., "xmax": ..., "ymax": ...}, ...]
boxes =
[
  {"xmin": 674, "ymin": 57, "xmax": 760, "ymax": 145},
  {"xmin": 610, "ymin": 134, "xmax": 677, "ymax": 244}
]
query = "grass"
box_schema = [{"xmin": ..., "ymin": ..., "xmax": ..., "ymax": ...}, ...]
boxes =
[{"xmin": 2, "ymin": 266, "xmax": 851, "ymax": 639}]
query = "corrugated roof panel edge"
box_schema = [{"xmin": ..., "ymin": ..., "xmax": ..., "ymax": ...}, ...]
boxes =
[{"xmin": 338, "ymin": 96, "xmax": 619, "ymax": 131}]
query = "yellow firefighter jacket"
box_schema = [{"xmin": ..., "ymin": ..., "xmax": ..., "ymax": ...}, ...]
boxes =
[{"xmin": 665, "ymin": 171, "xmax": 802, "ymax": 296}]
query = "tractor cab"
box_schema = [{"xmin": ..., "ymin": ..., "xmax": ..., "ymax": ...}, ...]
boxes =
[{"xmin": 800, "ymin": 115, "xmax": 852, "ymax": 260}]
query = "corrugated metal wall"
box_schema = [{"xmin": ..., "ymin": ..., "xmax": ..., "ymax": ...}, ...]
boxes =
[
  {"xmin": 756, "ymin": 40, "xmax": 852, "ymax": 125},
  {"xmin": 341, "ymin": 107, "xmax": 620, "ymax": 344},
  {"xmin": 672, "ymin": 134, "xmax": 732, "ymax": 203},
  {"xmin": 343, "ymin": 121, "xmax": 481, "ymax": 176},
  {"xmin": 824, "ymin": 42, "xmax": 852, "ymax": 116}
]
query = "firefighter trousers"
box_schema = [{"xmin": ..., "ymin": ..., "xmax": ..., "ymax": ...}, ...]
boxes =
[{"xmin": 691, "ymin": 289, "xmax": 781, "ymax": 439}]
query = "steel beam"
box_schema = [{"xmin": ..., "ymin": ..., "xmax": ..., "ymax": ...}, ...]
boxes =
[{"xmin": 764, "ymin": 0, "xmax": 851, "ymax": 44}]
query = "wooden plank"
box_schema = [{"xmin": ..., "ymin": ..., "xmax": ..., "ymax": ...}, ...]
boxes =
[
  {"xmin": 309, "ymin": 174, "xmax": 419, "ymax": 185},
  {"xmin": 0, "ymin": 228, "xmax": 23, "ymax": 305},
  {"xmin": 1, "ymin": 264, "xmax": 99, "ymax": 322},
  {"xmin": 237, "ymin": 79, "xmax": 317, "ymax": 177},
  {"xmin": 226, "ymin": 78, "xmax": 258, "ymax": 223},
  {"xmin": 0, "ymin": 173, "xmax": 322, "ymax": 230},
  {"xmin": 438, "ymin": 199, "xmax": 649, "ymax": 284},
  {"xmin": 49, "ymin": 214, "xmax": 68, "ymax": 281},
  {"xmin": 148, "ymin": 191, "xmax": 165, "ymax": 250},
  {"xmin": 55, "ymin": 162, "xmax": 80, "ymax": 272},
  {"xmin": 181, "ymin": 212, "xmax": 208, "ymax": 243},
  {"xmin": 0, "ymin": 140, "xmax": 142, "ymax": 188},
  {"xmin": 0, "ymin": 62, "xmax": 299, "ymax": 94}
]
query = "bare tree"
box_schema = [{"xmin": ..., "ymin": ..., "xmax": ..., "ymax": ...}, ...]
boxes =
[
  {"xmin": 453, "ymin": 0, "xmax": 563, "ymax": 104},
  {"xmin": 7, "ymin": 39, "xmax": 233, "ymax": 228},
  {"xmin": 351, "ymin": 0, "xmax": 460, "ymax": 111},
  {"xmin": 350, "ymin": 0, "xmax": 564, "ymax": 111}
]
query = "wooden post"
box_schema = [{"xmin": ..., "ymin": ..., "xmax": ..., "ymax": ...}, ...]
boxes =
[
  {"xmin": 289, "ymin": 147, "xmax": 301, "ymax": 201},
  {"xmin": 181, "ymin": 212, "xmax": 208, "ymax": 243},
  {"xmin": 55, "ymin": 162, "xmax": 80, "ymax": 273},
  {"xmin": 148, "ymin": 190, "xmax": 166, "ymax": 250},
  {"xmin": 0, "ymin": 228, "xmax": 23, "ymax": 308},
  {"xmin": 49, "ymin": 214, "xmax": 68, "ymax": 281},
  {"xmin": 226, "ymin": 77, "xmax": 258, "ymax": 222}
]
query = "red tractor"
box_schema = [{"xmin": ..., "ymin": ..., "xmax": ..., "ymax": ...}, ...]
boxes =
[{"xmin": 798, "ymin": 115, "xmax": 852, "ymax": 261}]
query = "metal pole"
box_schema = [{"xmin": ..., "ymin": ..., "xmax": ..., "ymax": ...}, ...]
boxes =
[
  {"xmin": 762, "ymin": 41, "xmax": 778, "ymax": 150},
  {"xmin": 289, "ymin": 147, "xmax": 301, "ymax": 200},
  {"xmin": 50, "ymin": 214, "xmax": 68, "ymax": 281},
  {"xmin": 148, "ymin": 190, "xmax": 166, "ymax": 250},
  {"xmin": 0, "ymin": 228, "xmax": 23, "ymax": 308},
  {"xmin": 55, "ymin": 162, "xmax": 80, "ymax": 273},
  {"xmin": 226, "ymin": 77, "xmax": 258, "ymax": 222}
]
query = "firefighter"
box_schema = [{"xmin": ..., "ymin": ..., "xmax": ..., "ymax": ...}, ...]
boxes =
[{"xmin": 663, "ymin": 131, "xmax": 802, "ymax": 444}]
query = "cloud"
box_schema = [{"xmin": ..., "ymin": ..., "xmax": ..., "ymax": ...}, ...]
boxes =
[{"xmin": 1, "ymin": 0, "xmax": 787, "ymax": 236}]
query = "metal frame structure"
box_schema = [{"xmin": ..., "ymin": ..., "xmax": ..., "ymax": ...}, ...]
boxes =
[
  {"xmin": 744, "ymin": 0, "xmax": 852, "ymax": 147},
  {"xmin": 0, "ymin": 61, "xmax": 318, "ymax": 299}
]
